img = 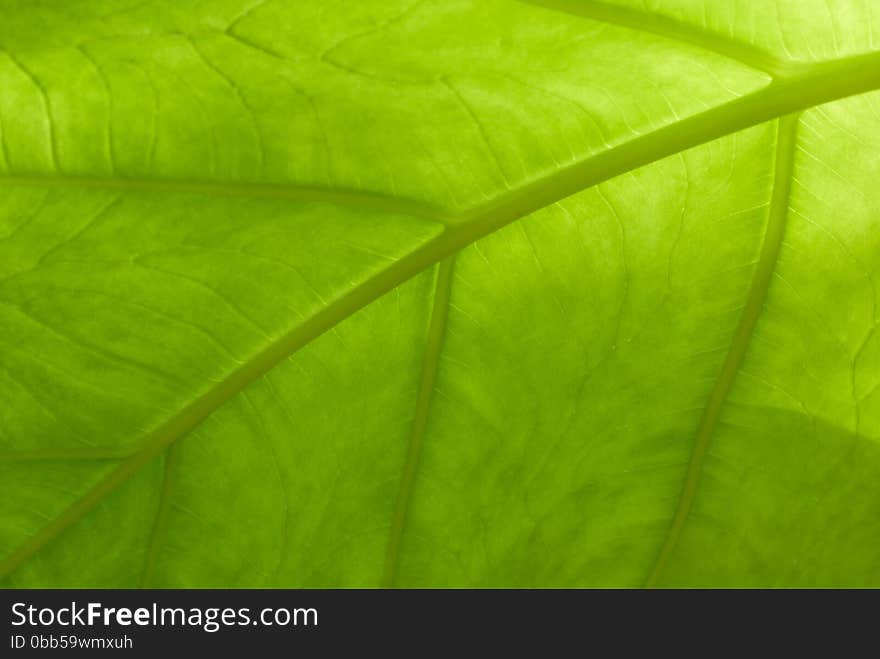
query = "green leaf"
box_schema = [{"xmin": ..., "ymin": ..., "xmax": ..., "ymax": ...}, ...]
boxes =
[{"xmin": 1, "ymin": 0, "xmax": 879, "ymax": 588}]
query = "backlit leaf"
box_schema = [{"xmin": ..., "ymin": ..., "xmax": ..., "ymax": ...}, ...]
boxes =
[{"xmin": 1, "ymin": 0, "xmax": 879, "ymax": 587}]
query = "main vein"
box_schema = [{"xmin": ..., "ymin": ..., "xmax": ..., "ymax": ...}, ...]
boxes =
[
  {"xmin": 1, "ymin": 52, "xmax": 879, "ymax": 580},
  {"xmin": 644, "ymin": 114, "xmax": 799, "ymax": 588},
  {"xmin": 382, "ymin": 259, "xmax": 454, "ymax": 588}
]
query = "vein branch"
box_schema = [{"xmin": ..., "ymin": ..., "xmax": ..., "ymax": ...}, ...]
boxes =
[
  {"xmin": 522, "ymin": 0, "xmax": 801, "ymax": 79},
  {"xmin": 0, "ymin": 176, "xmax": 452, "ymax": 225},
  {"xmin": 644, "ymin": 113, "xmax": 800, "ymax": 588},
  {"xmin": 1, "ymin": 51, "xmax": 878, "ymax": 580},
  {"xmin": 0, "ymin": 446, "xmax": 138, "ymax": 462},
  {"xmin": 141, "ymin": 443, "xmax": 181, "ymax": 587},
  {"xmin": 382, "ymin": 258, "xmax": 453, "ymax": 588}
]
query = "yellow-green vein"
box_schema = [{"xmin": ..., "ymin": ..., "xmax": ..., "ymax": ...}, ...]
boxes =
[
  {"xmin": 382, "ymin": 258, "xmax": 454, "ymax": 587},
  {"xmin": 522, "ymin": 0, "xmax": 800, "ymax": 78},
  {"xmin": 1, "ymin": 52, "xmax": 879, "ymax": 580},
  {"xmin": 0, "ymin": 176, "xmax": 452, "ymax": 225},
  {"xmin": 644, "ymin": 113, "xmax": 800, "ymax": 588},
  {"xmin": 141, "ymin": 443, "xmax": 182, "ymax": 587}
]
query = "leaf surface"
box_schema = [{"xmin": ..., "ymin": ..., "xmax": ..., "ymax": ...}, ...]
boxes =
[{"xmin": 1, "ymin": 0, "xmax": 879, "ymax": 587}]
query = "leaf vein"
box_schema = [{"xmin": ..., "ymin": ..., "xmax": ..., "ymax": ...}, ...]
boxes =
[
  {"xmin": 644, "ymin": 114, "xmax": 800, "ymax": 587},
  {"xmin": 2, "ymin": 52, "xmax": 880, "ymax": 578},
  {"xmin": 522, "ymin": 0, "xmax": 799, "ymax": 78},
  {"xmin": 382, "ymin": 258, "xmax": 453, "ymax": 587}
]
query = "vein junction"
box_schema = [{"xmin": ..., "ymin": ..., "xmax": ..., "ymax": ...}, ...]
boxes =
[
  {"xmin": 382, "ymin": 259, "xmax": 454, "ymax": 587},
  {"xmin": 644, "ymin": 114, "xmax": 800, "ymax": 587},
  {"xmin": 1, "ymin": 8, "xmax": 880, "ymax": 582}
]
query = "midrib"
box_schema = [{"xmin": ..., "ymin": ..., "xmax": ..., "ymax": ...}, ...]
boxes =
[{"xmin": 1, "ymin": 50, "xmax": 879, "ymax": 581}]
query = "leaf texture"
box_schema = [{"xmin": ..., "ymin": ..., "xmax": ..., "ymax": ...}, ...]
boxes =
[{"xmin": 1, "ymin": 0, "xmax": 879, "ymax": 587}]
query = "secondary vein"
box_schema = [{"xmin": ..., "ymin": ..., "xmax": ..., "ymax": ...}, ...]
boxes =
[
  {"xmin": 140, "ymin": 443, "xmax": 181, "ymax": 587},
  {"xmin": 0, "ymin": 53, "xmax": 878, "ymax": 580},
  {"xmin": 382, "ymin": 258, "xmax": 454, "ymax": 588},
  {"xmin": 521, "ymin": 0, "xmax": 799, "ymax": 78},
  {"xmin": 0, "ymin": 446, "xmax": 138, "ymax": 462},
  {"xmin": 0, "ymin": 176, "xmax": 452, "ymax": 225},
  {"xmin": 644, "ymin": 114, "xmax": 799, "ymax": 588}
]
